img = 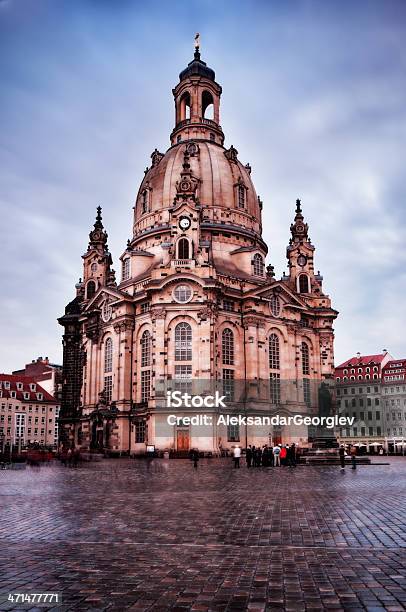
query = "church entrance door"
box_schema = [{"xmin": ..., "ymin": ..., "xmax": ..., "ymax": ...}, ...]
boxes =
[{"xmin": 176, "ymin": 429, "xmax": 190, "ymax": 452}]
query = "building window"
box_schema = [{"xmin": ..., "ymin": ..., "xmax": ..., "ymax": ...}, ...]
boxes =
[
  {"xmin": 173, "ymin": 284, "xmax": 192, "ymax": 303},
  {"xmin": 222, "ymin": 328, "xmax": 234, "ymax": 365},
  {"xmin": 122, "ymin": 258, "xmax": 130, "ymax": 281},
  {"xmin": 86, "ymin": 280, "xmax": 96, "ymax": 299},
  {"xmin": 238, "ymin": 184, "xmax": 245, "ymax": 209},
  {"xmin": 270, "ymin": 295, "xmax": 281, "ymax": 317},
  {"xmin": 104, "ymin": 375, "xmax": 112, "ymax": 403},
  {"xmin": 141, "ymin": 370, "xmax": 151, "ymax": 402},
  {"xmin": 303, "ymin": 379, "xmax": 311, "ymax": 407},
  {"xmin": 141, "ymin": 190, "xmax": 148, "ymax": 214},
  {"xmin": 223, "ymin": 300, "xmax": 234, "ymax": 312},
  {"xmin": 141, "ymin": 331, "xmax": 152, "ymax": 367},
  {"xmin": 222, "ymin": 368, "xmax": 235, "ymax": 401},
  {"xmin": 270, "ymin": 373, "xmax": 281, "ymax": 405},
  {"xmin": 269, "ymin": 334, "xmax": 280, "ymax": 371},
  {"xmin": 177, "ymin": 238, "xmax": 190, "ymax": 260},
  {"xmin": 174, "ymin": 365, "xmax": 192, "ymax": 393},
  {"xmin": 301, "ymin": 342, "xmax": 310, "ymax": 375},
  {"xmin": 135, "ymin": 420, "xmax": 146, "ymax": 443},
  {"xmin": 299, "ymin": 274, "xmax": 310, "ymax": 294},
  {"xmin": 252, "ymin": 253, "xmax": 264, "ymax": 276},
  {"xmin": 104, "ymin": 338, "xmax": 113, "ymax": 373},
  {"xmin": 227, "ymin": 423, "xmax": 240, "ymax": 442},
  {"xmin": 175, "ymin": 322, "xmax": 192, "ymax": 361},
  {"xmin": 140, "ymin": 302, "xmax": 150, "ymax": 314}
]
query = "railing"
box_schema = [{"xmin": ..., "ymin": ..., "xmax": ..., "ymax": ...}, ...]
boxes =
[{"xmin": 171, "ymin": 259, "xmax": 195, "ymax": 268}]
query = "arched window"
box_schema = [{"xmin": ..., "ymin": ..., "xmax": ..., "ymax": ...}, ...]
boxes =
[
  {"xmin": 222, "ymin": 328, "xmax": 234, "ymax": 365},
  {"xmin": 252, "ymin": 253, "xmax": 264, "ymax": 276},
  {"xmin": 269, "ymin": 334, "xmax": 280, "ymax": 370},
  {"xmin": 301, "ymin": 342, "xmax": 310, "ymax": 376},
  {"xmin": 179, "ymin": 91, "xmax": 191, "ymax": 121},
  {"xmin": 202, "ymin": 90, "xmax": 214, "ymax": 119},
  {"xmin": 141, "ymin": 190, "xmax": 148, "ymax": 214},
  {"xmin": 177, "ymin": 238, "xmax": 190, "ymax": 260},
  {"xmin": 104, "ymin": 338, "xmax": 113, "ymax": 373},
  {"xmin": 141, "ymin": 330, "xmax": 151, "ymax": 367},
  {"xmin": 299, "ymin": 274, "xmax": 309, "ymax": 293},
  {"xmin": 175, "ymin": 322, "xmax": 192, "ymax": 361},
  {"xmin": 86, "ymin": 280, "xmax": 96, "ymax": 300},
  {"xmin": 238, "ymin": 184, "xmax": 245, "ymax": 208}
]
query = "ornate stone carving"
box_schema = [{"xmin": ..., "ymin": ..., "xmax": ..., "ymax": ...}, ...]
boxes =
[
  {"xmin": 151, "ymin": 148, "xmax": 164, "ymax": 167},
  {"xmin": 243, "ymin": 316, "xmax": 265, "ymax": 329},
  {"xmin": 224, "ymin": 145, "xmax": 238, "ymax": 162},
  {"xmin": 197, "ymin": 304, "xmax": 217, "ymax": 320},
  {"xmin": 113, "ymin": 319, "xmax": 135, "ymax": 333},
  {"xmin": 151, "ymin": 307, "xmax": 166, "ymax": 321}
]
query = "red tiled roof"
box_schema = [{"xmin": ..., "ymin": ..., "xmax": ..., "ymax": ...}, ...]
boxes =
[
  {"xmin": 335, "ymin": 354, "xmax": 387, "ymax": 369},
  {"xmin": 382, "ymin": 359, "xmax": 406, "ymax": 370},
  {"xmin": 0, "ymin": 374, "xmax": 56, "ymax": 403}
]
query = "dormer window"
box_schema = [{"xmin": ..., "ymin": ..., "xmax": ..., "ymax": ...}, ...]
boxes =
[
  {"xmin": 24, "ymin": 392, "xmax": 30, "ymax": 400},
  {"xmin": 30, "ymin": 383, "xmax": 36, "ymax": 392},
  {"xmin": 10, "ymin": 391, "xmax": 16, "ymax": 399},
  {"xmin": 4, "ymin": 381, "xmax": 10, "ymax": 390},
  {"xmin": 122, "ymin": 258, "xmax": 130, "ymax": 281},
  {"xmin": 36, "ymin": 393, "xmax": 43, "ymax": 401},
  {"xmin": 17, "ymin": 382, "xmax": 23, "ymax": 391},
  {"xmin": 252, "ymin": 253, "xmax": 264, "ymax": 276}
]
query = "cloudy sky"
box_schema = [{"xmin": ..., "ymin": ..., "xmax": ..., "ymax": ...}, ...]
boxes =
[{"xmin": 1, "ymin": 0, "xmax": 405, "ymax": 372}]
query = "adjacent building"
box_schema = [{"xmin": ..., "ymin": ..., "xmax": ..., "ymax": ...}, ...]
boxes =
[
  {"xmin": 0, "ymin": 374, "xmax": 60, "ymax": 450},
  {"xmin": 335, "ymin": 351, "xmax": 406, "ymax": 452},
  {"xmin": 13, "ymin": 356, "xmax": 62, "ymax": 400},
  {"xmin": 382, "ymin": 359, "xmax": 406, "ymax": 451},
  {"xmin": 59, "ymin": 47, "xmax": 338, "ymax": 454}
]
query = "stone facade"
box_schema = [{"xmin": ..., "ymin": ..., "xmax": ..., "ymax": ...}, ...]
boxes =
[{"xmin": 59, "ymin": 48, "xmax": 338, "ymax": 454}]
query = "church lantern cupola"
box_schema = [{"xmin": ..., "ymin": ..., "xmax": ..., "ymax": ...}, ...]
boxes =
[{"xmin": 170, "ymin": 34, "xmax": 224, "ymax": 146}]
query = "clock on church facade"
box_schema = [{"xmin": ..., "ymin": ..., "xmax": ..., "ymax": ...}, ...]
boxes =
[{"xmin": 58, "ymin": 46, "xmax": 338, "ymax": 454}]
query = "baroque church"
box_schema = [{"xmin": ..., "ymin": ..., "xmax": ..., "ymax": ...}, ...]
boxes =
[{"xmin": 58, "ymin": 46, "xmax": 338, "ymax": 454}]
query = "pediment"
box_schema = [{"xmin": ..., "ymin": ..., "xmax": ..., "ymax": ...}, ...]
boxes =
[
  {"xmin": 244, "ymin": 280, "xmax": 307, "ymax": 310},
  {"xmin": 84, "ymin": 286, "xmax": 130, "ymax": 312}
]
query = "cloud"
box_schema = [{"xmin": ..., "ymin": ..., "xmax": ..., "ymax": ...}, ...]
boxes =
[{"xmin": 0, "ymin": 0, "xmax": 405, "ymax": 371}]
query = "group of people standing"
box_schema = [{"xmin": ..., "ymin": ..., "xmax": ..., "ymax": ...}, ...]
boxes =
[{"xmin": 233, "ymin": 444, "xmax": 297, "ymax": 468}]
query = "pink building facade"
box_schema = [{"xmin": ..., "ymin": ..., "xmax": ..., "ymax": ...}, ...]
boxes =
[{"xmin": 59, "ymin": 48, "xmax": 338, "ymax": 454}]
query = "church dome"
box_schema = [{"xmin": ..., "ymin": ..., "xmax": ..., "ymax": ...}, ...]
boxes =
[
  {"xmin": 133, "ymin": 141, "xmax": 261, "ymax": 233},
  {"xmin": 179, "ymin": 50, "xmax": 216, "ymax": 82}
]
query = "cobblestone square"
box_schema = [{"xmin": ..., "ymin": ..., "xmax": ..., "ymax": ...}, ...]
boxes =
[{"xmin": 1, "ymin": 458, "xmax": 406, "ymax": 611}]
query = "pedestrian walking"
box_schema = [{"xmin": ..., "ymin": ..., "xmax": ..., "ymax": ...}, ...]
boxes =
[
  {"xmin": 339, "ymin": 445, "xmax": 345, "ymax": 470},
  {"xmin": 287, "ymin": 443, "xmax": 296, "ymax": 467},
  {"xmin": 273, "ymin": 444, "xmax": 281, "ymax": 466},
  {"xmin": 233, "ymin": 445, "xmax": 241, "ymax": 468},
  {"xmin": 269, "ymin": 445, "xmax": 274, "ymax": 467},
  {"xmin": 246, "ymin": 445, "xmax": 252, "ymax": 468},
  {"xmin": 262, "ymin": 445, "xmax": 269, "ymax": 467},
  {"xmin": 350, "ymin": 445, "xmax": 357, "ymax": 470},
  {"xmin": 255, "ymin": 446, "xmax": 262, "ymax": 467},
  {"xmin": 280, "ymin": 444, "xmax": 287, "ymax": 466},
  {"xmin": 190, "ymin": 448, "xmax": 199, "ymax": 469}
]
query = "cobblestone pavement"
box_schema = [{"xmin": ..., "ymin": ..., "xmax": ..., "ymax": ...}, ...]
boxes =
[{"xmin": 0, "ymin": 458, "xmax": 406, "ymax": 611}]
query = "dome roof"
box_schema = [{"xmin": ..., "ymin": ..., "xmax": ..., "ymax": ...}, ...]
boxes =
[
  {"xmin": 134, "ymin": 141, "xmax": 260, "ymax": 223},
  {"xmin": 179, "ymin": 50, "xmax": 216, "ymax": 82}
]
